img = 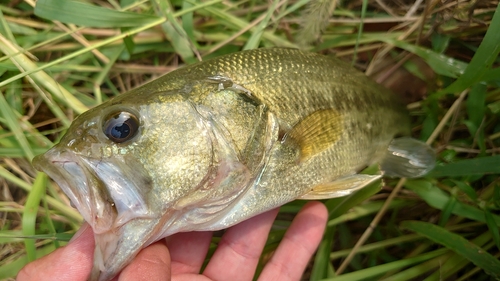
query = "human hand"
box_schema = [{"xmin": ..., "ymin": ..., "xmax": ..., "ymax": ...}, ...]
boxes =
[{"xmin": 17, "ymin": 201, "xmax": 327, "ymax": 281}]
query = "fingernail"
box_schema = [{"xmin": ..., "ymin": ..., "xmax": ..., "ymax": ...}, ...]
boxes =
[{"xmin": 69, "ymin": 223, "xmax": 90, "ymax": 243}]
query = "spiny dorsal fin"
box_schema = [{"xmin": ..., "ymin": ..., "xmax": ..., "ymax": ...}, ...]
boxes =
[{"xmin": 284, "ymin": 109, "xmax": 343, "ymax": 161}]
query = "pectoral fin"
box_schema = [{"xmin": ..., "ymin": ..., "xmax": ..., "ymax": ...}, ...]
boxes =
[
  {"xmin": 284, "ymin": 109, "xmax": 343, "ymax": 161},
  {"xmin": 299, "ymin": 174, "xmax": 381, "ymax": 200},
  {"xmin": 380, "ymin": 137, "xmax": 435, "ymax": 178}
]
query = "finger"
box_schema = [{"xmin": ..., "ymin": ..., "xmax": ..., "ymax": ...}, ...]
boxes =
[
  {"xmin": 17, "ymin": 223, "xmax": 95, "ymax": 281},
  {"xmin": 258, "ymin": 201, "xmax": 327, "ymax": 281},
  {"xmin": 166, "ymin": 231, "xmax": 212, "ymax": 275},
  {"xmin": 202, "ymin": 208, "xmax": 280, "ymax": 281},
  {"xmin": 117, "ymin": 241, "xmax": 171, "ymax": 281}
]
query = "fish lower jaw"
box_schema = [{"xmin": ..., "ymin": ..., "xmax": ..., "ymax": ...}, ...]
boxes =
[{"xmin": 89, "ymin": 228, "xmax": 132, "ymax": 281}]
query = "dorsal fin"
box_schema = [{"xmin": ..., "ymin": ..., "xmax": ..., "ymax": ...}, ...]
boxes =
[{"xmin": 284, "ymin": 109, "xmax": 343, "ymax": 161}]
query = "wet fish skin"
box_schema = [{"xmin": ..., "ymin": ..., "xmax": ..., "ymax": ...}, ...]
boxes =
[{"xmin": 33, "ymin": 48, "xmax": 433, "ymax": 281}]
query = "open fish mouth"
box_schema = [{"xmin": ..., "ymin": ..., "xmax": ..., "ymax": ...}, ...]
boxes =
[
  {"xmin": 33, "ymin": 145, "xmax": 158, "ymax": 231},
  {"xmin": 33, "ymin": 147, "xmax": 162, "ymax": 280},
  {"xmin": 32, "ymin": 147, "xmax": 114, "ymax": 231}
]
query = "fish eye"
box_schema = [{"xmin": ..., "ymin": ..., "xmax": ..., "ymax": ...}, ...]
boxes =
[{"xmin": 102, "ymin": 111, "xmax": 139, "ymax": 143}]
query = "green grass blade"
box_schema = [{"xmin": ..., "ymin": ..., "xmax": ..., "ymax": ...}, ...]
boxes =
[
  {"xmin": 480, "ymin": 67, "xmax": 500, "ymax": 83},
  {"xmin": 182, "ymin": 1, "xmax": 197, "ymax": 43},
  {"xmin": 21, "ymin": 173, "xmax": 47, "ymax": 261},
  {"xmin": 151, "ymin": 0, "xmax": 196, "ymax": 64},
  {"xmin": 278, "ymin": 0, "xmax": 310, "ymax": 23},
  {"xmin": 330, "ymin": 234, "xmax": 423, "ymax": 260},
  {"xmin": 438, "ymin": 195, "xmax": 457, "ymax": 226},
  {"xmin": 93, "ymin": 45, "xmax": 125, "ymax": 104},
  {"xmin": 41, "ymin": 197, "xmax": 60, "ymax": 249},
  {"xmin": 310, "ymin": 223, "xmax": 335, "ymax": 280},
  {"xmin": 402, "ymin": 221, "xmax": 500, "ymax": 279},
  {"xmin": 428, "ymin": 155, "xmax": 500, "ymax": 177},
  {"xmin": 484, "ymin": 209, "xmax": 500, "ymax": 250},
  {"xmin": 0, "ymin": 147, "xmax": 49, "ymax": 158},
  {"xmin": 0, "ymin": 8, "xmax": 15, "ymax": 42},
  {"xmin": 351, "ymin": 0, "xmax": 368, "ymax": 64},
  {"xmin": 0, "ymin": 18, "xmax": 166, "ymax": 90},
  {"xmin": 0, "ymin": 166, "xmax": 82, "ymax": 222},
  {"xmin": 35, "ymin": 0, "xmax": 161, "ymax": 27},
  {"xmin": 0, "ymin": 91, "xmax": 34, "ymax": 160},
  {"xmin": 383, "ymin": 38, "xmax": 467, "ymax": 78},
  {"xmin": 422, "ymin": 232, "xmax": 494, "ymax": 281},
  {"xmin": 0, "ymin": 0, "xmax": 217, "ymax": 90},
  {"xmin": 0, "ymin": 232, "xmax": 74, "ymax": 241},
  {"xmin": 0, "ymin": 230, "xmax": 24, "ymax": 244},
  {"xmin": 465, "ymin": 83, "xmax": 487, "ymax": 134},
  {"xmin": 198, "ymin": 3, "xmax": 297, "ymax": 48},
  {"xmin": 431, "ymin": 32, "xmax": 450, "ymax": 54},
  {"xmin": 450, "ymin": 180, "xmax": 477, "ymax": 201},
  {"xmin": 0, "ymin": 243, "xmax": 57, "ymax": 279},
  {"xmin": 327, "ymin": 200, "xmax": 406, "ymax": 227},
  {"xmin": 0, "ymin": 33, "xmax": 89, "ymax": 114},
  {"xmin": 325, "ymin": 249, "xmax": 448, "ymax": 281},
  {"xmin": 405, "ymin": 180, "xmax": 500, "ymax": 226},
  {"xmin": 243, "ymin": 0, "xmax": 279, "ymax": 50},
  {"xmin": 441, "ymin": 3, "xmax": 500, "ymax": 95},
  {"xmin": 381, "ymin": 252, "xmax": 455, "ymax": 281}
]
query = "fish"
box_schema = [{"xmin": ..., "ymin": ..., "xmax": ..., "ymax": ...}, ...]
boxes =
[{"xmin": 32, "ymin": 48, "xmax": 435, "ymax": 281}]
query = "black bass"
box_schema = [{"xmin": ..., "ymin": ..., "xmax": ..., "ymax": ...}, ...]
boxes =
[{"xmin": 33, "ymin": 48, "xmax": 434, "ymax": 281}]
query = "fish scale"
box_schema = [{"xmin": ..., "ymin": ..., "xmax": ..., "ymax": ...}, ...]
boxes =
[{"xmin": 33, "ymin": 48, "xmax": 434, "ymax": 281}]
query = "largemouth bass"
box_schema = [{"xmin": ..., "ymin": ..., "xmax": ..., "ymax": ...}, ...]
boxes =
[{"xmin": 33, "ymin": 48, "xmax": 434, "ymax": 281}]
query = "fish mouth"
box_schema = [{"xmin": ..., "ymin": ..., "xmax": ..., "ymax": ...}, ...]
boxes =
[
  {"xmin": 32, "ymin": 148, "xmax": 112, "ymax": 230},
  {"xmin": 33, "ymin": 146, "xmax": 156, "ymax": 232},
  {"xmin": 33, "ymin": 147, "xmax": 163, "ymax": 281},
  {"xmin": 90, "ymin": 217, "xmax": 162, "ymax": 281}
]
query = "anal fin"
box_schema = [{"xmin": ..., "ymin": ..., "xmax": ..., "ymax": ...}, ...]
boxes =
[{"xmin": 299, "ymin": 174, "xmax": 381, "ymax": 200}]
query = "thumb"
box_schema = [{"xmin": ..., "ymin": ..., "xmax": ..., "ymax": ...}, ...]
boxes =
[
  {"xmin": 17, "ymin": 223, "xmax": 95, "ymax": 281},
  {"xmin": 116, "ymin": 240, "xmax": 171, "ymax": 281}
]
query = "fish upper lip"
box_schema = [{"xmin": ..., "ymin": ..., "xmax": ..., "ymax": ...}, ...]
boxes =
[
  {"xmin": 33, "ymin": 149, "xmax": 81, "ymax": 205},
  {"xmin": 33, "ymin": 147, "xmax": 118, "ymax": 233},
  {"xmin": 34, "ymin": 146, "xmax": 156, "ymax": 232}
]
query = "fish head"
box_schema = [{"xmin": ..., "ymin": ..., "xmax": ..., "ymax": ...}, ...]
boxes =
[{"xmin": 33, "ymin": 91, "xmax": 216, "ymax": 280}]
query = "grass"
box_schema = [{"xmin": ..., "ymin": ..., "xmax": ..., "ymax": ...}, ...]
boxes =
[{"xmin": 1, "ymin": 0, "xmax": 499, "ymax": 280}]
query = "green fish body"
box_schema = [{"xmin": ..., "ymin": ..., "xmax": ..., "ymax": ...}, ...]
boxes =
[{"xmin": 33, "ymin": 48, "xmax": 434, "ymax": 281}]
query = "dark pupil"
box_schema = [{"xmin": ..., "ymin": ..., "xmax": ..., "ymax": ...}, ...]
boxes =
[
  {"xmin": 111, "ymin": 122, "xmax": 130, "ymax": 139},
  {"xmin": 103, "ymin": 111, "xmax": 139, "ymax": 143}
]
